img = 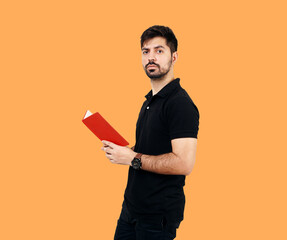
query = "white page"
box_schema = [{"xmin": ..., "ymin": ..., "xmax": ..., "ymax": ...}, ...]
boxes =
[{"xmin": 83, "ymin": 110, "xmax": 93, "ymax": 119}]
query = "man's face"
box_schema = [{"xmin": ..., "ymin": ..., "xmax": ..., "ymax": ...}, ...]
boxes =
[{"xmin": 142, "ymin": 37, "xmax": 175, "ymax": 79}]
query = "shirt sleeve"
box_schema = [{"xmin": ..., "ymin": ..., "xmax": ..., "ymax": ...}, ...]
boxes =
[{"xmin": 166, "ymin": 96, "xmax": 200, "ymax": 140}]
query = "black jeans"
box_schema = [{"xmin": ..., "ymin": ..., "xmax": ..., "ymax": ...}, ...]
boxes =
[{"xmin": 114, "ymin": 203, "xmax": 181, "ymax": 240}]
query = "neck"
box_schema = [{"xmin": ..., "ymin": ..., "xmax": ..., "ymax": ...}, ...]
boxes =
[{"xmin": 150, "ymin": 71, "xmax": 175, "ymax": 96}]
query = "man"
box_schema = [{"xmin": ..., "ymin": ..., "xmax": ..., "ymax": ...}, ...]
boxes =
[{"xmin": 101, "ymin": 25, "xmax": 200, "ymax": 240}]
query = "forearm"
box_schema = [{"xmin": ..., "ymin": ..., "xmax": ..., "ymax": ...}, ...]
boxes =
[{"xmin": 140, "ymin": 152, "xmax": 189, "ymax": 175}]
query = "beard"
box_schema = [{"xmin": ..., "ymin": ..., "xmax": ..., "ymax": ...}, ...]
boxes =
[{"xmin": 144, "ymin": 59, "xmax": 172, "ymax": 80}]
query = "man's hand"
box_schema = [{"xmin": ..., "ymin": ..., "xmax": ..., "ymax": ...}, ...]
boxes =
[{"xmin": 101, "ymin": 140, "xmax": 137, "ymax": 165}]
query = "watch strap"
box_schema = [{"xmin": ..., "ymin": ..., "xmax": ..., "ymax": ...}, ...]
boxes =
[{"xmin": 135, "ymin": 153, "xmax": 143, "ymax": 159}]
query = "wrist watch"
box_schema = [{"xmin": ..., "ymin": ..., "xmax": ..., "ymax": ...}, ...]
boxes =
[{"xmin": 131, "ymin": 153, "xmax": 143, "ymax": 170}]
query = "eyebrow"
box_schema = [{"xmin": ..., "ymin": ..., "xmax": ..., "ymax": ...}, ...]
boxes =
[{"xmin": 142, "ymin": 45, "xmax": 166, "ymax": 50}]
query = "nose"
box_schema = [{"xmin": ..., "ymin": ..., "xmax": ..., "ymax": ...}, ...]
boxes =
[{"xmin": 148, "ymin": 52, "xmax": 156, "ymax": 62}]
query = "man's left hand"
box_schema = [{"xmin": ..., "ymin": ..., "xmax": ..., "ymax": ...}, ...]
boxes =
[{"xmin": 101, "ymin": 140, "xmax": 137, "ymax": 165}]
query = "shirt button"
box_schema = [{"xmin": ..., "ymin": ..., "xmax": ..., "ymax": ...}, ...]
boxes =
[{"xmin": 147, "ymin": 106, "xmax": 150, "ymax": 109}]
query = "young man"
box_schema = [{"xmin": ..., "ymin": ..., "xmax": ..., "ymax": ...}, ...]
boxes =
[{"xmin": 101, "ymin": 25, "xmax": 200, "ymax": 240}]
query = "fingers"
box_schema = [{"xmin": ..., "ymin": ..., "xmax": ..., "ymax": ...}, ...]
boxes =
[
  {"xmin": 105, "ymin": 152, "xmax": 116, "ymax": 163},
  {"xmin": 101, "ymin": 146, "xmax": 113, "ymax": 154},
  {"xmin": 101, "ymin": 144, "xmax": 114, "ymax": 163},
  {"xmin": 105, "ymin": 152, "xmax": 113, "ymax": 159},
  {"xmin": 101, "ymin": 140, "xmax": 119, "ymax": 164},
  {"xmin": 102, "ymin": 140, "xmax": 117, "ymax": 149}
]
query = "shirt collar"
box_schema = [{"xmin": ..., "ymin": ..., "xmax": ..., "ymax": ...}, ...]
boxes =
[{"xmin": 145, "ymin": 78, "xmax": 181, "ymax": 100}]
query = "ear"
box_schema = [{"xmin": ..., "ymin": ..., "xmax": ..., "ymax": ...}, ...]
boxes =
[{"xmin": 172, "ymin": 51, "xmax": 178, "ymax": 64}]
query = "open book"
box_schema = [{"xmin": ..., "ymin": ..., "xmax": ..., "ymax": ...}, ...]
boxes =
[{"xmin": 82, "ymin": 110, "xmax": 129, "ymax": 146}]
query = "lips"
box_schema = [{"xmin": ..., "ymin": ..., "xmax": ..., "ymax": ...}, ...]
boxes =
[{"xmin": 147, "ymin": 65, "xmax": 158, "ymax": 69}]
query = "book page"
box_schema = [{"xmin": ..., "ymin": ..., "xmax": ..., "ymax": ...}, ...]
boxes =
[{"xmin": 83, "ymin": 110, "xmax": 92, "ymax": 119}]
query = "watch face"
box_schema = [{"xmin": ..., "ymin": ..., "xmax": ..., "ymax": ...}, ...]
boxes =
[{"xmin": 132, "ymin": 158, "xmax": 141, "ymax": 169}]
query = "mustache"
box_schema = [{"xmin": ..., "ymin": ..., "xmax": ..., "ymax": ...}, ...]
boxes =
[{"xmin": 145, "ymin": 62, "xmax": 160, "ymax": 68}]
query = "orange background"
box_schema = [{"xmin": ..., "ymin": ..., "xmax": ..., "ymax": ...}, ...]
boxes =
[{"xmin": 1, "ymin": 0, "xmax": 286, "ymax": 239}]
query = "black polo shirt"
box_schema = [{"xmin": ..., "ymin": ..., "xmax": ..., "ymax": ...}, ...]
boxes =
[{"xmin": 123, "ymin": 78, "xmax": 200, "ymax": 222}]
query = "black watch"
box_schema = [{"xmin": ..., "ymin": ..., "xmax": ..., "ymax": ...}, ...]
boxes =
[{"xmin": 131, "ymin": 153, "xmax": 143, "ymax": 170}]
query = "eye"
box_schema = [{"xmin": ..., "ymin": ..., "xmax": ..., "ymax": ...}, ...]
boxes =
[
  {"xmin": 142, "ymin": 50, "xmax": 148, "ymax": 54},
  {"xmin": 157, "ymin": 49, "xmax": 163, "ymax": 53}
]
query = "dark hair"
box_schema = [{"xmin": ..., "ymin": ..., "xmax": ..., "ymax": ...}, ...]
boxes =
[{"xmin": 140, "ymin": 25, "xmax": 178, "ymax": 54}]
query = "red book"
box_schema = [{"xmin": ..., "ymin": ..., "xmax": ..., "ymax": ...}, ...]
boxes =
[{"xmin": 82, "ymin": 110, "xmax": 129, "ymax": 146}]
